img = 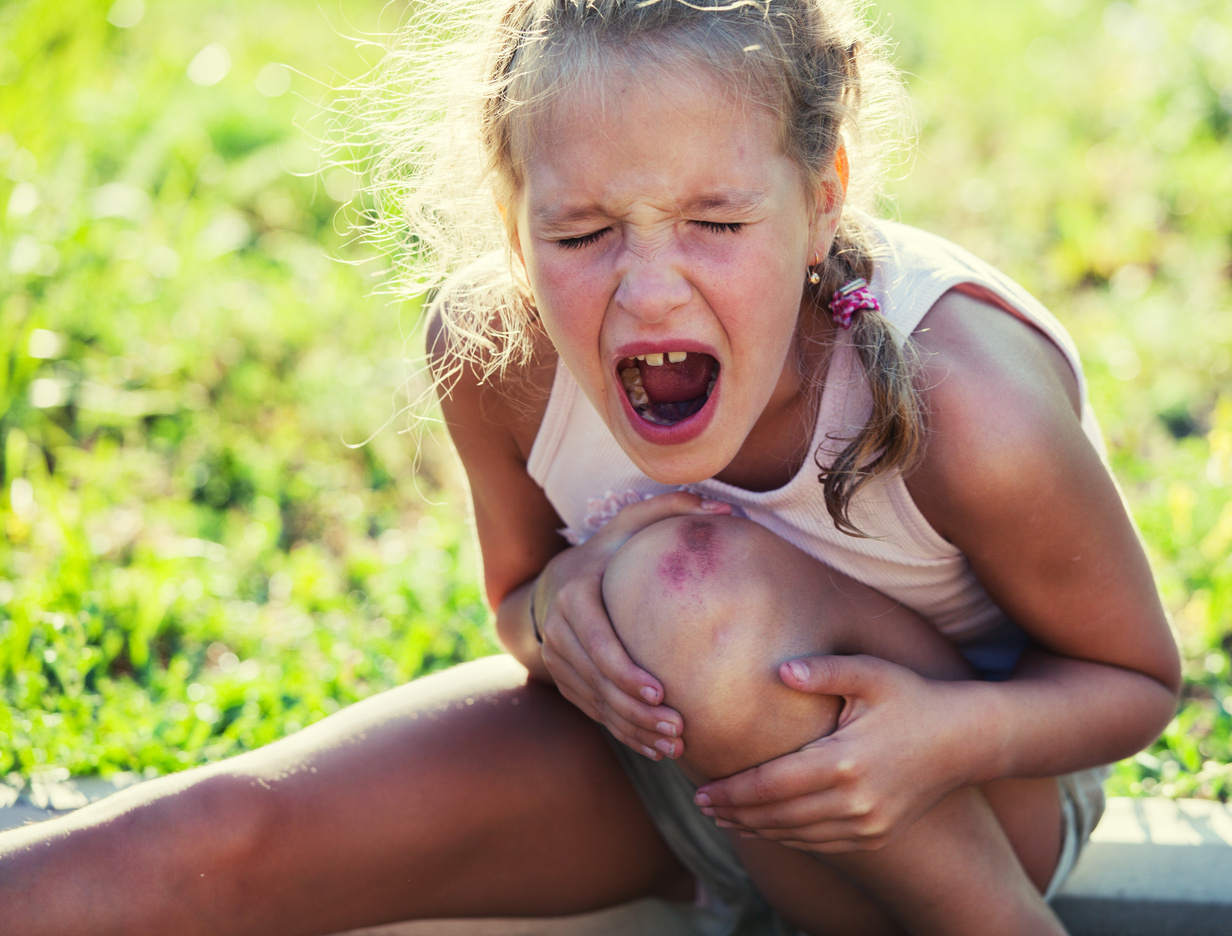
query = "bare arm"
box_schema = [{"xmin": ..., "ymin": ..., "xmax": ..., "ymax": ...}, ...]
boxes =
[
  {"xmin": 905, "ymin": 287, "xmax": 1180, "ymax": 783},
  {"xmin": 695, "ymin": 288, "xmax": 1180, "ymax": 848},
  {"xmin": 427, "ymin": 308, "xmax": 562, "ymax": 679},
  {"xmin": 427, "ymin": 306, "xmax": 725, "ymax": 756}
]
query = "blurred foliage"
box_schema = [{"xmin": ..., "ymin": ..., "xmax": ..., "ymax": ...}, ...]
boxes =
[
  {"xmin": 881, "ymin": 0, "xmax": 1232, "ymax": 799},
  {"xmin": 0, "ymin": 0, "xmax": 496, "ymax": 782},
  {"xmin": 0, "ymin": 0, "xmax": 1229, "ymax": 801}
]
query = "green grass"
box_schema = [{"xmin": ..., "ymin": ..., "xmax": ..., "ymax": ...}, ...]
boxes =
[
  {"xmin": 880, "ymin": 0, "xmax": 1232, "ymax": 798},
  {"xmin": 0, "ymin": 0, "xmax": 498, "ymax": 781},
  {"xmin": 1, "ymin": 0, "xmax": 1229, "ymax": 799}
]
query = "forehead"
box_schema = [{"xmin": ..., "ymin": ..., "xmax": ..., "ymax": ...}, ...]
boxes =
[{"xmin": 515, "ymin": 62, "xmax": 799, "ymax": 212}]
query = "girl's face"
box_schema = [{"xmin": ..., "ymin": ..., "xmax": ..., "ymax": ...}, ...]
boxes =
[{"xmin": 513, "ymin": 66, "xmax": 842, "ymax": 484}]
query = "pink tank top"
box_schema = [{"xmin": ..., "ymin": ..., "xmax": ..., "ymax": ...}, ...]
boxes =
[{"xmin": 526, "ymin": 220, "xmax": 1109, "ymax": 673}]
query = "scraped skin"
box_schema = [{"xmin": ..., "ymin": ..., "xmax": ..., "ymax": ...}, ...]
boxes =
[
  {"xmin": 602, "ymin": 515, "xmax": 1066, "ymax": 936},
  {"xmin": 602, "ymin": 514, "xmax": 969, "ymax": 781}
]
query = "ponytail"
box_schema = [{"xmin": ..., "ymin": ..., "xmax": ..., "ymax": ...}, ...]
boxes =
[{"xmin": 813, "ymin": 219, "xmax": 925, "ymax": 538}]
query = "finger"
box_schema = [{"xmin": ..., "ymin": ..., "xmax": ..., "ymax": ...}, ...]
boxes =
[
  {"xmin": 596, "ymin": 490, "xmax": 732, "ymax": 548},
  {"xmin": 779, "ymin": 653, "xmax": 889, "ymax": 700},
  {"xmin": 702, "ymin": 789, "xmax": 849, "ymax": 831},
  {"xmin": 737, "ymin": 821, "xmax": 860, "ymax": 844},
  {"xmin": 595, "ymin": 679, "xmax": 684, "ymax": 749},
  {"xmin": 695, "ymin": 747, "xmax": 837, "ymax": 808},
  {"xmin": 549, "ymin": 664, "xmax": 664, "ymax": 759},
  {"xmin": 563, "ymin": 598, "xmax": 683, "ymax": 729},
  {"xmin": 778, "ymin": 832, "xmax": 892, "ymax": 853},
  {"xmin": 713, "ymin": 817, "xmax": 755, "ymax": 835},
  {"xmin": 548, "ymin": 629, "xmax": 682, "ymax": 758},
  {"xmin": 773, "ymin": 822, "xmax": 891, "ymax": 852},
  {"xmin": 591, "ymin": 646, "xmax": 683, "ymax": 733},
  {"xmin": 586, "ymin": 618, "xmax": 672, "ymax": 710},
  {"xmin": 542, "ymin": 646, "xmax": 604, "ymax": 719}
]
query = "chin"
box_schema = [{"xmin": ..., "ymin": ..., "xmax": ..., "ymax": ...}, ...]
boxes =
[{"xmin": 609, "ymin": 407, "xmax": 739, "ymax": 485}]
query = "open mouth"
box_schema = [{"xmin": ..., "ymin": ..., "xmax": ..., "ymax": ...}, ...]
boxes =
[{"xmin": 617, "ymin": 351, "xmax": 719, "ymax": 426}]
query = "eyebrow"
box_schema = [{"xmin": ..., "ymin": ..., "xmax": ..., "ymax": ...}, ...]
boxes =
[
  {"xmin": 530, "ymin": 188, "xmax": 767, "ymax": 232},
  {"xmin": 530, "ymin": 204, "xmax": 608, "ymax": 232},
  {"xmin": 680, "ymin": 189, "xmax": 767, "ymax": 215}
]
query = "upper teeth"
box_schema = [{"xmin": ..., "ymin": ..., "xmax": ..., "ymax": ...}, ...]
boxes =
[{"xmin": 634, "ymin": 351, "xmax": 688, "ymax": 366}]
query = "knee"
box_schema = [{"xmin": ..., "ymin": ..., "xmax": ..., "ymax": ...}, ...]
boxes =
[
  {"xmin": 603, "ymin": 515, "xmax": 775, "ymax": 670},
  {"xmin": 119, "ymin": 768, "xmax": 281, "ymax": 915},
  {"xmin": 603, "ymin": 515, "xmax": 841, "ymax": 779}
]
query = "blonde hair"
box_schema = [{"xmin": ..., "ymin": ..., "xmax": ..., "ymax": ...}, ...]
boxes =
[{"xmin": 329, "ymin": 0, "xmax": 921, "ymax": 535}]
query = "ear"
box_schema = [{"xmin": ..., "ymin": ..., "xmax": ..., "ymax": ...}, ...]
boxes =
[{"xmin": 807, "ymin": 142, "xmax": 848, "ymax": 264}]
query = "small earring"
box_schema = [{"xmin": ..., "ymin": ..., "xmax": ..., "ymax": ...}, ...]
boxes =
[{"xmin": 808, "ymin": 269, "xmax": 821, "ymax": 285}]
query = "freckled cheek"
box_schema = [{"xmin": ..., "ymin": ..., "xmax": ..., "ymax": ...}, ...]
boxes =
[
  {"xmin": 530, "ymin": 256, "xmax": 612, "ymax": 373},
  {"xmin": 704, "ymin": 243, "xmax": 799, "ymax": 324},
  {"xmin": 530, "ymin": 248, "xmax": 610, "ymax": 306}
]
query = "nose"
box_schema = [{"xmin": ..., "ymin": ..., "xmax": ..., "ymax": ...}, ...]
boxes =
[{"xmin": 613, "ymin": 254, "xmax": 693, "ymax": 325}]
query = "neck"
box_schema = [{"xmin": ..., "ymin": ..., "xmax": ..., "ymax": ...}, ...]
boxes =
[{"xmin": 715, "ymin": 302, "xmax": 837, "ymax": 492}]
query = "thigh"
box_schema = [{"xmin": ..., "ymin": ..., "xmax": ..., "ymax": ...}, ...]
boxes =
[
  {"xmin": 1, "ymin": 656, "xmax": 692, "ymax": 936},
  {"xmin": 239, "ymin": 656, "xmax": 692, "ymax": 926}
]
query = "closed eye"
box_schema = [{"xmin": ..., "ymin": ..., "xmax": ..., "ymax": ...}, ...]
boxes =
[
  {"xmin": 693, "ymin": 221, "xmax": 744, "ymax": 234},
  {"xmin": 556, "ymin": 228, "xmax": 610, "ymax": 250}
]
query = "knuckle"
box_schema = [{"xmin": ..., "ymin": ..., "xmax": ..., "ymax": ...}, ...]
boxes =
[
  {"xmin": 750, "ymin": 770, "xmax": 776, "ymax": 804},
  {"xmin": 611, "ymin": 698, "xmax": 645, "ymax": 730},
  {"xmin": 585, "ymin": 631, "xmax": 613, "ymax": 662},
  {"xmin": 813, "ymin": 655, "xmax": 841, "ymax": 683},
  {"xmin": 848, "ymin": 796, "xmax": 875, "ymax": 819},
  {"xmin": 833, "ymin": 757, "xmax": 860, "ymax": 782},
  {"xmin": 854, "ymin": 813, "xmax": 888, "ymax": 838}
]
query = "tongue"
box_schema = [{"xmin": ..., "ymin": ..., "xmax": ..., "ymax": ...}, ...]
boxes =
[{"xmin": 639, "ymin": 354, "xmax": 715, "ymax": 404}]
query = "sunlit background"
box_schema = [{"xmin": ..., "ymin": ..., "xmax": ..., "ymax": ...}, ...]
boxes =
[{"xmin": 1, "ymin": 0, "xmax": 1229, "ymax": 800}]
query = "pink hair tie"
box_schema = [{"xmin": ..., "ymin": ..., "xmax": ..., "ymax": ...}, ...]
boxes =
[{"xmin": 829, "ymin": 277, "xmax": 879, "ymax": 329}]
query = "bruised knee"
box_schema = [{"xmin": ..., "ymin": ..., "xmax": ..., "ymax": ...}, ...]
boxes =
[{"xmin": 603, "ymin": 515, "xmax": 842, "ymax": 779}]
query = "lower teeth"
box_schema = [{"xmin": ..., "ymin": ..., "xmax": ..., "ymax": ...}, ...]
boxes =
[{"xmin": 619, "ymin": 367, "xmax": 716, "ymax": 425}]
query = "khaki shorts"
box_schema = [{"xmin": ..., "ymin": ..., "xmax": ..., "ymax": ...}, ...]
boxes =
[{"xmin": 605, "ymin": 731, "xmax": 1107, "ymax": 936}]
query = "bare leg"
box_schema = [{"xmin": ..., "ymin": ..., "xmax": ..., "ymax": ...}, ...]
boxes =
[
  {"xmin": 603, "ymin": 516, "xmax": 1064, "ymax": 936},
  {"xmin": 0, "ymin": 656, "xmax": 692, "ymax": 936}
]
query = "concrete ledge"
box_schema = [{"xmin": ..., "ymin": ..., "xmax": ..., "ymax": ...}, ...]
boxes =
[
  {"xmin": 1052, "ymin": 797, "xmax": 1232, "ymax": 936},
  {"xmin": 4, "ymin": 780, "xmax": 1230, "ymax": 935}
]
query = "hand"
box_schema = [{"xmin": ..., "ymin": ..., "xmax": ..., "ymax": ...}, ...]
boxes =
[
  {"xmin": 694, "ymin": 654, "xmax": 979, "ymax": 852},
  {"xmin": 536, "ymin": 491, "xmax": 732, "ymax": 761}
]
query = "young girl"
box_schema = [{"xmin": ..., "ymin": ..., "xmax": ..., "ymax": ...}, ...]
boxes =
[{"xmin": 0, "ymin": 1, "xmax": 1179, "ymax": 934}]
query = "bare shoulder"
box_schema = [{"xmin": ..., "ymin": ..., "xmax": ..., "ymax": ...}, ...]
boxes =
[
  {"xmin": 425, "ymin": 280, "xmax": 566, "ymax": 608},
  {"xmin": 904, "ymin": 286, "xmax": 1093, "ymax": 543},
  {"xmin": 902, "ymin": 288, "xmax": 1176, "ymax": 686},
  {"xmin": 425, "ymin": 288, "xmax": 557, "ymax": 463}
]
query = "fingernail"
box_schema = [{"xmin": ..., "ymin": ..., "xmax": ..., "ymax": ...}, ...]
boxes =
[
  {"xmin": 640, "ymin": 686, "xmax": 660, "ymax": 704},
  {"xmin": 642, "ymin": 745, "xmax": 660, "ymax": 760},
  {"xmin": 694, "ymin": 792, "xmax": 711, "ymax": 807},
  {"xmin": 715, "ymin": 819, "xmax": 732, "ymax": 829},
  {"xmin": 655, "ymin": 739, "xmax": 675, "ymax": 756},
  {"xmin": 656, "ymin": 721, "xmax": 677, "ymax": 738},
  {"xmin": 786, "ymin": 659, "xmax": 809, "ymax": 682},
  {"xmin": 700, "ymin": 807, "xmax": 715, "ymax": 817},
  {"xmin": 700, "ymin": 499, "xmax": 728, "ymax": 510}
]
